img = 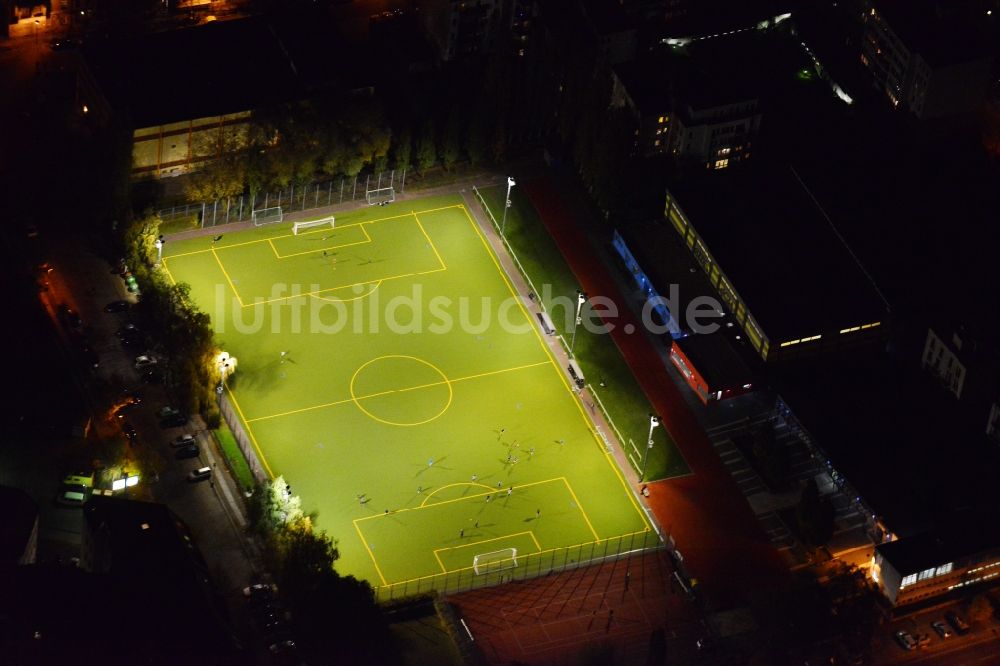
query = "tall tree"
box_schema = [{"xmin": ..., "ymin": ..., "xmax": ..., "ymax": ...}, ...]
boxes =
[
  {"xmin": 441, "ymin": 107, "xmax": 464, "ymax": 170},
  {"xmin": 415, "ymin": 118, "xmax": 437, "ymax": 172}
]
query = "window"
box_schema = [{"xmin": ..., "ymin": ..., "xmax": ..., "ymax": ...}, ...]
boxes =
[
  {"xmin": 658, "ymin": 115, "xmax": 666, "ymax": 123},
  {"xmin": 654, "ymin": 139, "xmax": 661, "ymax": 146},
  {"xmin": 936, "ymin": 563, "xmax": 953, "ymax": 576},
  {"xmin": 714, "ymin": 159, "xmax": 729, "ymax": 169},
  {"xmin": 918, "ymin": 568, "xmax": 935, "ymax": 581},
  {"xmin": 901, "ymin": 573, "xmax": 917, "ymax": 588},
  {"xmin": 718, "ymin": 147, "xmax": 730, "ymax": 156}
]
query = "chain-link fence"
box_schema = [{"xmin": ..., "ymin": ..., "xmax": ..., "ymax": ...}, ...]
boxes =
[
  {"xmin": 158, "ymin": 169, "xmax": 408, "ymax": 234},
  {"xmin": 218, "ymin": 391, "xmax": 268, "ymax": 485},
  {"xmin": 375, "ymin": 528, "xmax": 663, "ymax": 602}
]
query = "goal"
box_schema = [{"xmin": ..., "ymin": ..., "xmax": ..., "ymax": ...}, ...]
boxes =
[
  {"xmin": 292, "ymin": 216, "xmax": 335, "ymax": 235},
  {"xmin": 252, "ymin": 206, "xmax": 284, "ymax": 226},
  {"xmin": 473, "ymin": 547, "xmax": 518, "ymax": 575},
  {"xmin": 366, "ymin": 186, "xmax": 395, "ymax": 206}
]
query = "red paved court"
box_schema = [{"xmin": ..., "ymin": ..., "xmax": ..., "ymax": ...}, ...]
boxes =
[
  {"xmin": 451, "ymin": 550, "xmax": 702, "ymax": 664},
  {"xmin": 523, "ymin": 178, "xmax": 788, "ymax": 608}
]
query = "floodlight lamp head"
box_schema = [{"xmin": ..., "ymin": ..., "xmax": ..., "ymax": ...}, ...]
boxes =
[
  {"xmin": 650, "ymin": 414, "xmax": 660, "ymax": 427},
  {"xmin": 508, "ymin": 176, "xmax": 516, "ymax": 188},
  {"xmin": 577, "ymin": 291, "xmax": 587, "ymax": 304}
]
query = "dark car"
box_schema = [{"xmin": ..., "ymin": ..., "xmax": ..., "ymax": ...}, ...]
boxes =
[
  {"xmin": 142, "ymin": 367, "xmax": 164, "ymax": 385},
  {"xmin": 103, "ymin": 300, "xmax": 130, "ymax": 313},
  {"xmin": 160, "ymin": 412, "xmax": 188, "ymax": 428},
  {"xmin": 175, "ymin": 443, "xmax": 199, "ymax": 459},
  {"xmin": 122, "ymin": 423, "xmax": 137, "ymax": 440},
  {"xmin": 120, "ymin": 331, "xmax": 144, "ymax": 348},
  {"xmin": 946, "ymin": 611, "xmax": 971, "ymax": 635},
  {"xmin": 116, "ymin": 323, "xmax": 139, "ymax": 338},
  {"xmin": 172, "ymin": 434, "xmax": 196, "ymax": 447},
  {"xmin": 57, "ymin": 304, "xmax": 83, "ymax": 330}
]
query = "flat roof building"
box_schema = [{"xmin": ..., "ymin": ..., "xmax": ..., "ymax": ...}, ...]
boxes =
[
  {"xmin": 670, "ymin": 333, "xmax": 756, "ymax": 404},
  {"xmin": 664, "ymin": 164, "xmax": 889, "ymax": 361}
]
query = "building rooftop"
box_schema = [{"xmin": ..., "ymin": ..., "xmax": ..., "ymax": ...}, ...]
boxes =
[
  {"xmin": 873, "ymin": 0, "xmax": 995, "ymax": 68},
  {"xmin": 82, "ymin": 17, "xmax": 302, "ymax": 127},
  {"xmin": 675, "ymin": 332, "xmax": 756, "ymax": 389},
  {"xmin": 668, "ymin": 163, "xmax": 889, "ymax": 344},
  {"xmin": 876, "ymin": 510, "xmax": 1000, "ymax": 576},
  {"xmin": 775, "ymin": 348, "xmax": 1000, "ymax": 536}
]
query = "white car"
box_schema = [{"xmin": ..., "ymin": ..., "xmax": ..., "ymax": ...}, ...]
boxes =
[
  {"xmin": 172, "ymin": 434, "xmax": 196, "ymax": 447},
  {"xmin": 188, "ymin": 467, "xmax": 212, "ymax": 482},
  {"xmin": 134, "ymin": 355, "xmax": 158, "ymax": 370}
]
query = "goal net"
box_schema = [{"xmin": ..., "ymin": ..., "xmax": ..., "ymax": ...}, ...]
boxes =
[
  {"xmin": 252, "ymin": 206, "xmax": 284, "ymax": 226},
  {"xmin": 366, "ymin": 187, "xmax": 395, "ymax": 206},
  {"xmin": 292, "ymin": 216, "xmax": 335, "ymax": 235},
  {"xmin": 473, "ymin": 547, "xmax": 518, "ymax": 575}
]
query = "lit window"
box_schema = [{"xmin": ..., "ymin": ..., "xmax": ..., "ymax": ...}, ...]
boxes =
[
  {"xmin": 936, "ymin": 563, "xmax": 953, "ymax": 576},
  {"xmin": 654, "ymin": 139, "xmax": 661, "ymax": 146},
  {"xmin": 718, "ymin": 147, "xmax": 730, "ymax": 156},
  {"xmin": 901, "ymin": 574, "xmax": 917, "ymax": 588},
  {"xmin": 918, "ymin": 568, "xmax": 935, "ymax": 581},
  {"xmin": 658, "ymin": 116, "xmax": 666, "ymax": 123},
  {"xmin": 714, "ymin": 159, "xmax": 729, "ymax": 169}
]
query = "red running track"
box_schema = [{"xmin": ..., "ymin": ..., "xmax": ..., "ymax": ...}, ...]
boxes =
[{"xmin": 524, "ymin": 178, "xmax": 788, "ymax": 608}]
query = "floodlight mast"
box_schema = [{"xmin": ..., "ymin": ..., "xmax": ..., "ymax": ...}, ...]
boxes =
[
  {"xmin": 570, "ymin": 290, "xmax": 587, "ymax": 355},
  {"xmin": 641, "ymin": 414, "xmax": 660, "ymax": 482},
  {"xmin": 500, "ymin": 176, "xmax": 515, "ymax": 237}
]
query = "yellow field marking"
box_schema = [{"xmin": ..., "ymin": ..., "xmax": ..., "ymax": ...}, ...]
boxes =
[
  {"xmin": 163, "ymin": 204, "xmax": 465, "ymax": 259},
  {"xmin": 459, "ymin": 203, "xmax": 650, "ymax": 533},
  {"xmin": 211, "ymin": 247, "xmax": 245, "ymax": 308},
  {"xmin": 420, "ymin": 481, "xmax": 504, "ymax": 508},
  {"xmin": 246, "ymin": 360, "xmax": 550, "ymax": 423},
  {"xmin": 352, "ymin": 519, "xmax": 388, "ymax": 586},
  {"xmin": 432, "ymin": 531, "xmax": 542, "ymax": 574},
  {"xmin": 412, "ymin": 211, "xmax": 447, "ymax": 271},
  {"xmin": 223, "ymin": 383, "xmax": 274, "ymax": 479},
  {"xmin": 356, "ymin": 477, "xmax": 565, "ymax": 522},
  {"xmin": 377, "ymin": 528, "xmax": 654, "ymax": 589},
  {"xmin": 560, "ymin": 477, "xmax": 601, "ymax": 542},
  {"xmin": 160, "ymin": 258, "xmax": 177, "ymax": 286},
  {"xmin": 236, "ymin": 265, "xmax": 446, "ymax": 308},
  {"xmin": 310, "ymin": 280, "xmax": 382, "ymax": 303},
  {"xmin": 267, "ymin": 224, "xmax": 372, "ymax": 259},
  {"xmin": 350, "ymin": 355, "xmax": 454, "ymax": 427}
]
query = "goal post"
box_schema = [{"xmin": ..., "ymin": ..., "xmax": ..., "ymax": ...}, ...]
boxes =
[
  {"xmin": 252, "ymin": 206, "xmax": 284, "ymax": 226},
  {"xmin": 366, "ymin": 186, "xmax": 395, "ymax": 206},
  {"xmin": 473, "ymin": 547, "xmax": 518, "ymax": 575},
  {"xmin": 292, "ymin": 216, "xmax": 335, "ymax": 235}
]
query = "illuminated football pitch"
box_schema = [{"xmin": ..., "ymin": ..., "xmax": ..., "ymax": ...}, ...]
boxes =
[{"xmin": 162, "ymin": 195, "xmax": 652, "ymax": 590}]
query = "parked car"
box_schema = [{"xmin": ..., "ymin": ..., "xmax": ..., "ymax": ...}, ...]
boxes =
[
  {"xmin": 932, "ymin": 620, "xmax": 952, "ymax": 638},
  {"xmin": 172, "ymin": 434, "xmax": 196, "ymax": 447},
  {"xmin": 56, "ymin": 485, "xmax": 89, "ymax": 507},
  {"xmin": 175, "ymin": 443, "xmax": 200, "ymax": 459},
  {"xmin": 104, "ymin": 300, "xmax": 130, "ymax": 313},
  {"xmin": 116, "ymin": 323, "xmax": 140, "ymax": 338},
  {"xmin": 946, "ymin": 611, "xmax": 971, "ymax": 635},
  {"xmin": 122, "ymin": 423, "xmax": 137, "ymax": 440},
  {"xmin": 188, "ymin": 466, "xmax": 212, "ymax": 482},
  {"xmin": 142, "ymin": 368, "xmax": 163, "ymax": 385},
  {"xmin": 57, "ymin": 304, "xmax": 83, "ymax": 330},
  {"xmin": 915, "ymin": 633, "xmax": 931, "ymax": 648},
  {"xmin": 120, "ymin": 330, "xmax": 144, "ymax": 348},
  {"xmin": 894, "ymin": 630, "xmax": 917, "ymax": 651},
  {"xmin": 160, "ymin": 412, "xmax": 188, "ymax": 428},
  {"xmin": 158, "ymin": 406, "xmax": 181, "ymax": 419},
  {"xmin": 243, "ymin": 583, "xmax": 276, "ymax": 598},
  {"xmin": 134, "ymin": 355, "xmax": 157, "ymax": 370}
]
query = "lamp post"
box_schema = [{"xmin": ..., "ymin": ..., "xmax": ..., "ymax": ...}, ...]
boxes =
[
  {"xmin": 641, "ymin": 414, "xmax": 660, "ymax": 482},
  {"xmin": 216, "ymin": 351, "xmax": 237, "ymax": 395},
  {"xmin": 154, "ymin": 236, "xmax": 164, "ymax": 263},
  {"xmin": 500, "ymin": 176, "xmax": 515, "ymax": 237},
  {"xmin": 570, "ymin": 290, "xmax": 587, "ymax": 355}
]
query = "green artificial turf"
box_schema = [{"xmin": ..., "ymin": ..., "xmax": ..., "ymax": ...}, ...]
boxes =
[
  {"xmin": 162, "ymin": 195, "xmax": 651, "ymax": 591},
  {"xmin": 476, "ymin": 186, "xmax": 690, "ymax": 482}
]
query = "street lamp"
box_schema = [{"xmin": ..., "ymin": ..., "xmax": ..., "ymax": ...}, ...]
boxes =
[
  {"xmin": 216, "ymin": 351, "xmax": 237, "ymax": 394},
  {"xmin": 641, "ymin": 414, "xmax": 660, "ymax": 482},
  {"xmin": 570, "ymin": 290, "xmax": 587, "ymax": 355},
  {"xmin": 500, "ymin": 176, "xmax": 515, "ymax": 237}
]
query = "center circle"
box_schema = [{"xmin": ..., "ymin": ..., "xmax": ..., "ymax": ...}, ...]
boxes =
[{"xmin": 349, "ymin": 355, "xmax": 452, "ymax": 426}]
